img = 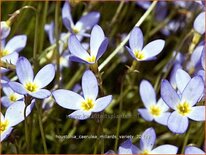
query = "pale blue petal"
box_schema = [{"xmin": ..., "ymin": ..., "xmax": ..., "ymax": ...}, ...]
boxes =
[
  {"xmin": 168, "ymin": 111, "xmax": 189, "ymax": 134},
  {"xmin": 16, "ymin": 57, "xmax": 34, "ymax": 85},
  {"xmin": 75, "ymin": 12, "xmax": 100, "ymax": 30},
  {"xmin": 169, "ymin": 63, "xmax": 182, "ymax": 89},
  {"xmin": 129, "ymin": 27, "xmax": 143, "ymax": 51},
  {"xmin": 194, "ymin": 12, "xmax": 205, "ymax": 34},
  {"xmin": 187, "ymin": 106, "xmax": 205, "ymax": 121},
  {"xmin": 161, "ymin": 80, "xmax": 180, "ymax": 109},
  {"xmin": 96, "ymin": 38, "xmax": 109, "ymax": 61},
  {"xmin": 142, "ymin": 39, "xmax": 165, "ymax": 59},
  {"xmin": 34, "ymin": 64, "xmax": 55, "ymax": 88},
  {"xmin": 156, "ymin": 98, "xmax": 169, "ymax": 112},
  {"xmin": 1, "ymin": 96, "xmax": 12, "ymax": 107},
  {"xmin": 197, "ymin": 70, "xmax": 205, "ymax": 81},
  {"xmin": 175, "ymin": 69, "xmax": 191, "ymax": 93},
  {"xmin": 154, "ymin": 112, "xmax": 171, "ymax": 126},
  {"xmin": 1, "ymin": 52, "xmax": 19, "ymax": 65},
  {"xmin": 5, "ymin": 35, "xmax": 27, "ymax": 53},
  {"xmin": 44, "ymin": 21, "xmax": 55, "ymax": 44},
  {"xmin": 68, "ymin": 35, "xmax": 89, "ymax": 60},
  {"xmin": 1, "ymin": 21, "xmax": 11, "ymax": 40},
  {"xmin": 185, "ymin": 146, "xmax": 205, "ymax": 154},
  {"xmin": 140, "ymin": 80, "xmax": 156, "ymax": 108},
  {"xmin": 138, "ymin": 109, "xmax": 154, "ymax": 122},
  {"xmin": 126, "ymin": 46, "xmax": 137, "ymax": 60},
  {"xmin": 118, "ymin": 139, "xmax": 138, "ymax": 154},
  {"xmin": 82, "ymin": 70, "xmax": 98, "ymax": 100},
  {"xmin": 9, "ymin": 82, "xmax": 27, "ymax": 95},
  {"xmin": 3, "ymin": 85, "xmax": 13, "ymax": 96},
  {"xmin": 5, "ymin": 100, "xmax": 34, "ymax": 127},
  {"xmin": 151, "ymin": 145, "xmax": 178, "ymax": 154},
  {"xmin": 181, "ymin": 76, "xmax": 204, "ymax": 106},
  {"xmin": 29, "ymin": 89, "xmax": 51, "ymax": 99},
  {"xmin": 140, "ymin": 127, "xmax": 156, "ymax": 151},
  {"xmin": 90, "ymin": 25, "xmax": 105, "ymax": 57},
  {"xmin": 69, "ymin": 55, "xmax": 90, "ymax": 64},
  {"xmin": 0, "ymin": 127, "xmax": 13, "ymax": 142},
  {"xmin": 201, "ymin": 48, "xmax": 205, "ymax": 70},
  {"xmin": 68, "ymin": 110, "xmax": 91, "ymax": 120},
  {"xmin": 191, "ymin": 45, "xmax": 203, "ymax": 67},
  {"xmin": 52, "ymin": 89, "xmax": 84, "ymax": 110},
  {"xmin": 92, "ymin": 95, "xmax": 112, "ymax": 112},
  {"xmin": 62, "ymin": 1, "xmax": 74, "ymax": 28}
]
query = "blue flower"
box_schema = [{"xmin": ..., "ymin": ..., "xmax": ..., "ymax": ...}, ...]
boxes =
[
  {"xmin": 138, "ymin": 80, "xmax": 170, "ymax": 126},
  {"xmin": 9, "ymin": 57, "xmax": 55, "ymax": 99},
  {"xmin": 62, "ymin": 1, "xmax": 100, "ymax": 38},
  {"xmin": 0, "ymin": 100, "xmax": 34, "ymax": 142},
  {"xmin": 136, "ymin": 127, "xmax": 178, "ymax": 154},
  {"xmin": 185, "ymin": 146, "xmax": 205, "ymax": 154},
  {"xmin": 161, "ymin": 75, "xmax": 205, "ymax": 134},
  {"xmin": 126, "ymin": 27, "xmax": 165, "ymax": 61},
  {"xmin": 68, "ymin": 25, "xmax": 109, "ymax": 64},
  {"xmin": 52, "ymin": 70, "xmax": 112, "ymax": 120},
  {"xmin": 1, "ymin": 35, "xmax": 27, "ymax": 72},
  {"xmin": 1, "ymin": 84, "xmax": 24, "ymax": 108},
  {"xmin": 193, "ymin": 12, "xmax": 205, "ymax": 35}
]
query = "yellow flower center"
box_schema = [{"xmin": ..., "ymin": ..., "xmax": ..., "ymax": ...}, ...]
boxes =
[
  {"xmin": 0, "ymin": 49, "xmax": 10, "ymax": 57},
  {"xmin": 86, "ymin": 55, "xmax": 96, "ymax": 63},
  {"xmin": 9, "ymin": 93, "xmax": 17, "ymax": 102},
  {"xmin": 149, "ymin": 105, "xmax": 161, "ymax": 117},
  {"xmin": 72, "ymin": 27, "xmax": 80, "ymax": 34},
  {"xmin": 134, "ymin": 50, "xmax": 144, "ymax": 60},
  {"xmin": 141, "ymin": 150, "xmax": 150, "ymax": 154},
  {"xmin": 0, "ymin": 120, "xmax": 9, "ymax": 133},
  {"xmin": 81, "ymin": 98, "xmax": 94, "ymax": 111},
  {"xmin": 25, "ymin": 82, "xmax": 38, "ymax": 92},
  {"xmin": 177, "ymin": 102, "xmax": 191, "ymax": 116}
]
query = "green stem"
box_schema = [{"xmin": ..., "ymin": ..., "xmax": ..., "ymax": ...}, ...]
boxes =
[
  {"xmin": 181, "ymin": 127, "xmax": 191, "ymax": 154},
  {"xmin": 24, "ymin": 96, "xmax": 29, "ymax": 152},
  {"xmin": 114, "ymin": 77, "xmax": 124, "ymax": 152},
  {"xmin": 38, "ymin": 1, "xmax": 48, "ymax": 53},
  {"xmin": 36, "ymin": 101, "xmax": 48, "ymax": 154},
  {"xmin": 98, "ymin": 1, "xmax": 158, "ymax": 71},
  {"xmin": 33, "ymin": 4, "xmax": 40, "ymax": 72},
  {"xmin": 55, "ymin": 1, "xmax": 61, "ymax": 87},
  {"xmin": 109, "ymin": 0, "xmax": 125, "ymax": 28}
]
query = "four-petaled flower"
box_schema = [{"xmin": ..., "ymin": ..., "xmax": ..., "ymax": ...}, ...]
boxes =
[
  {"xmin": 68, "ymin": 25, "xmax": 108, "ymax": 64},
  {"xmin": 1, "ymin": 35, "xmax": 27, "ymax": 72},
  {"xmin": 62, "ymin": 1, "xmax": 100, "ymax": 39},
  {"xmin": 53, "ymin": 70, "xmax": 112, "ymax": 120},
  {"xmin": 126, "ymin": 27, "xmax": 165, "ymax": 61},
  {"xmin": 9, "ymin": 57, "xmax": 55, "ymax": 99},
  {"xmin": 0, "ymin": 100, "xmax": 34, "ymax": 142},
  {"xmin": 136, "ymin": 127, "xmax": 178, "ymax": 154},
  {"xmin": 1, "ymin": 84, "xmax": 24, "ymax": 108},
  {"xmin": 138, "ymin": 80, "xmax": 171, "ymax": 126},
  {"xmin": 161, "ymin": 75, "xmax": 205, "ymax": 134}
]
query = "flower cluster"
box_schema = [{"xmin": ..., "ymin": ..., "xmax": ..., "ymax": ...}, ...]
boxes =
[{"xmin": 1, "ymin": 1, "xmax": 205, "ymax": 154}]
